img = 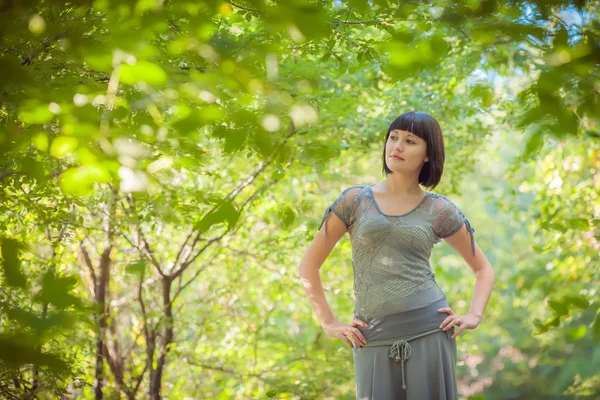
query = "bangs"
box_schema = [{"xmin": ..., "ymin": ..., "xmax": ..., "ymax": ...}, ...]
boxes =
[{"xmin": 387, "ymin": 111, "xmax": 434, "ymax": 140}]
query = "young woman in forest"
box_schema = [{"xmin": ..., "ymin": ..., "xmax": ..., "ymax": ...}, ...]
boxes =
[{"xmin": 298, "ymin": 111, "xmax": 495, "ymax": 399}]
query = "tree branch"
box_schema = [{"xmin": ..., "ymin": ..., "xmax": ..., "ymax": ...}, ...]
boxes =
[
  {"xmin": 173, "ymin": 124, "xmax": 296, "ymax": 280},
  {"xmin": 329, "ymin": 19, "xmax": 390, "ymax": 25},
  {"xmin": 225, "ymin": 0, "xmax": 259, "ymax": 13},
  {"xmin": 121, "ymin": 232, "xmax": 165, "ymax": 277},
  {"xmin": 174, "ymin": 234, "xmax": 225, "ymax": 279},
  {"xmin": 172, "ymin": 245, "xmax": 225, "ymax": 302},
  {"xmin": 21, "ymin": 32, "xmax": 67, "ymax": 66},
  {"xmin": 138, "ymin": 272, "xmax": 150, "ymax": 345},
  {"xmin": 125, "ymin": 195, "xmax": 166, "ymax": 276},
  {"xmin": 173, "ymin": 229, "xmax": 194, "ymax": 268},
  {"xmin": 131, "ymin": 363, "xmax": 147, "ymax": 397},
  {"xmin": 0, "ymin": 170, "xmax": 15, "ymax": 182},
  {"xmin": 79, "ymin": 242, "xmax": 97, "ymax": 296}
]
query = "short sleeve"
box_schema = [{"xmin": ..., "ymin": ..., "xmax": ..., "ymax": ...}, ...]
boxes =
[
  {"xmin": 432, "ymin": 196, "xmax": 476, "ymax": 256},
  {"xmin": 317, "ymin": 186, "xmax": 362, "ymax": 245}
]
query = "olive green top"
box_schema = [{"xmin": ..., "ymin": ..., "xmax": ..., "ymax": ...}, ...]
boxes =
[{"xmin": 318, "ymin": 185, "xmax": 476, "ymax": 319}]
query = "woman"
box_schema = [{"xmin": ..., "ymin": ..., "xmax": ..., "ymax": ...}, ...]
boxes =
[{"xmin": 298, "ymin": 111, "xmax": 495, "ymax": 399}]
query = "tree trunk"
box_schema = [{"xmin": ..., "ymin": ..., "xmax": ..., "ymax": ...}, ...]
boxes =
[
  {"xmin": 94, "ymin": 245, "xmax": 113, "ymax": 399},
  {"xmin": 149, "ymin": 277, "xmax": 173, "ymax": 400},
  {"xmin": 94, "ymin": 334, "xmax": 104, "ymax": 400}
]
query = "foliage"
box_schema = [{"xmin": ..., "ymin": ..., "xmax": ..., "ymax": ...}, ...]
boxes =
[{"xmin": 0, "ymin": 0, "xmax": 598, "ymax": 398}]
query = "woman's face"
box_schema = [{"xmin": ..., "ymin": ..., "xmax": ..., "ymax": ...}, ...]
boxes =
[{"xmin": 385, "ymin": 129, "xmax": 428, "ymax": 173}]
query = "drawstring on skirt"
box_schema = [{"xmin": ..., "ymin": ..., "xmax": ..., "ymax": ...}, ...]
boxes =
[{"xmin": 356, "ymin": 327, "xmax": 451, "ymax": 391}]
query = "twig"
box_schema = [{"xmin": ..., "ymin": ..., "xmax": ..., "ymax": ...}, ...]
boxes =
[
  {"xmin": 329, "ymin": 19, "xmax": 387, "ymax": 25},
  {"xmin": 80, "ymin": 241, "xmax": 97, "ymax": 295},
  {"xmin": 173, "ymin": 229, "xmax": 194, "ymax": 267},
  {"xmin": 225, "ymin": 0, "xmax": 259, "ymax": 13},
  {"xmin": 21, "ymin": 32, "xmax": 67, "ymax": 66},
  {"xmin": 120, "ymin": 232, "xmax": 165, "ymax": 277},
  {"xmin": 186, "ymin": 362, "xmax": 263, "ymax": 378},
  {"xmin": 328, "ymin": 18, "xmax": 424, "ymax": 25},
  {"xmin": 172, "ymin": 246, "xmax": 225, "ymax": 302},
  {"xmin": 174, "ymin": 234, "xmax": 225, "ymax": 279},
  {"xmin": 0, "ymin": 170, "xmax": 15, "ymax": 181}
]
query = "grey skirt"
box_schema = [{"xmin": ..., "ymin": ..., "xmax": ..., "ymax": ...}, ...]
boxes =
[{"xmin": 352, "ymin": 297, "xmax": 458, "ymax": 400}]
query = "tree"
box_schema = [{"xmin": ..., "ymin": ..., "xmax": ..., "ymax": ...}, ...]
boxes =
[{"xmin": 1, "ymin": 0, "xmax": 598, "ymax": 398}]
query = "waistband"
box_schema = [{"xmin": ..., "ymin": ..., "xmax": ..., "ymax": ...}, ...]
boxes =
[
  {"xmin": 354, "ymin": 327, "xmax": 453, "ymax": 391},
  {"xmin": 352, "ymin": 298, "xmax": 454, "ymax": 392},
  {"xmin": 355, "ymin": 297, "xmax": 450, "ymax": 342}
]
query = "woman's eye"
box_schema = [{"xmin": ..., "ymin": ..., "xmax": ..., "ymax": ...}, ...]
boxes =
[{"xmin": 407, "ymin": 140, "xmax": 414, "ymax": 144}]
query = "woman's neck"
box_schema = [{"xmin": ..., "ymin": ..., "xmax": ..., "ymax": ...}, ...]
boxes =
[{"xmin": 378, "ymin": 176, "xmax": 423, "ymax": 196}]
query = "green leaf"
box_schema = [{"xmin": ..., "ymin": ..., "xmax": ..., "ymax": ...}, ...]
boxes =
[
  {"xmin": 0, "ymin": 239, "xmax": 28, "ymax": 289},
  {"xmin": 548, "ymin": 300, "xmax": 569, "ymax": 317},
  {"xmin": 81, "ymin": 42, "xmax": 113, "ymax": 73},
  {"xmin": 32, "ymin": 131, "xmax": 49, "ymax": 152},
  {"xmin": 212, "ymin": 126, "xmax": 248, "ymax": 154},
  {"xmin": 4, "ymin": 305, "xmax": 77, "ymax": 335},
  {"xmin": 120, "ymin": 61, "xmax": 168, "ymax": 86},
  {"xmin": 298, "ymin": 142, "xmax": 339, "ymax": 165},
  {"xmin": 250, "ymin": 130, "xmax": 275, "ymax": 158},
  {"xmin": 135, "ymin": 0, "xmax": 160, "ymax": 14},
  {"xmin": 278, "ymin": 205, "xmax": 296, "ymax": 229},
  {"xmin": 592, "ymin": 312, "xmax": 600, "ymax": 343},
  {"xmin": 566, "ymin": 218, "xmax": 590, "ymax": 231},
  {"xmin": 562, "ymin": 295, "xmax": 589, "ymax": 310},
  {"xmin": 172, "ymin": 106, "xmax": 225, "ymax": 133},
  {"xmin": 199, "ymin": 105, "xmax": 225, "ymax": 123},
  {"xmin": 548, "ymin": 316, "xmax": 561, "ymax": 327},
  {"xmin": 126, "ymin": 260, "xmax": 147, "ymax": 276},
  {"xmin": 50, "ymin": 136, "xmax": 79, "ymax": 158},
  {"xmin": 515, "ymin": 106, "xmax": 544, "ymax": 130},
  {"xmin": 531, "ymin": 245, "xmax": 552, "ymax": 253},
  {"xmin": 18, "ymin": 102, "xmax": 54, "ymax": 124},
  {"xmin": 470, "ymin": 84, "xmax": 494, "ymax": 108},
  {"xmin": 546, "ymin": 222, "xmax": 567, "ymax": 233},
  {"xmin": 195, "ymin": 201, "xmax": 240, "ymax": 234},
  {"xmin": 59, "ymin": 164, "xmax": 112, "ymax": 197},
  {"xmin": 320, "ymin": 52, "xmax": 331, "ymax": 62},
  {"xmin": 0, "ymin": 334, "xmax": 69, "ymax": 372},
  {"xmin": 348, "ymin": 0, "xmax": 368, "ymax": 12},
  {"xmin": 522, "ymin": 130, "xmax": 545, "ymax": 161},
  {"xmin": 34, "ymin": 270, "xmax": 81, "ymax": 309},
  {"xmin": 379, "ymin": 33, "xmax": 449, "ymax": 78},
  {"xmin": 566, "ymin": 325, "xmax": 587, "ymax": 340},
  {"xmin": 533, "ymin": 319, "xmax": 550, "ymax": 334}
]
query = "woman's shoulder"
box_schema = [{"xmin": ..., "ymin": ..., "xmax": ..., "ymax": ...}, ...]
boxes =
[
  {"xmin": 329, "ymin": 185, "xmax": 369, "ymax": 210},
  {"xmin": 426, "ymin": 191, "xmax": 465, "ymax": 215},
  {"xmin": 338, "ymin": 184, "xmax": 370, "ymax": 200},
  {"xmin": 427, "ymin": 191, "xmax": 456, "ymax": 204}
]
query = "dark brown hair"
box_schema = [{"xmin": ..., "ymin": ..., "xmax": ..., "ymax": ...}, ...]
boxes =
[{"xmin": 382, "ymin": 111, "xmax": 445, "ymax": 189}]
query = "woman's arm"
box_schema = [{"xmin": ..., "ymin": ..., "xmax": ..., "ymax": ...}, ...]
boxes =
[
  {"xmin": 439, "ymin": 224, "xmax": 495, "ymax": 339},
  {"xmin": 298, "ymin": 212, "xmax": 368, "ymax": 348},
  {"xmin": 298, "ymin": 212, "xmax": 346, "ymax": 327}
]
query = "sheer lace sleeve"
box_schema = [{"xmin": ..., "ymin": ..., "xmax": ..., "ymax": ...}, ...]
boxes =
[
  {"xmin": 317, "ymin": 186, "xmax": 363, "ymax": 245},
  {"xmin": 431, "ymin": 194, "xmax": 476, "ymax": 256}
]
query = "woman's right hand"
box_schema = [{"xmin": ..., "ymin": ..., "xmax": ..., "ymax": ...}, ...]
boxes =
[{"xmin": 323, "ymin": 319, "xmax": 369, "ymax": 348}]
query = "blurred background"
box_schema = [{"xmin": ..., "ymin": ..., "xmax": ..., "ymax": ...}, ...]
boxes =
[{"xmin": 0, "ymin": 0, "xmax": 598, "ymax": 398}]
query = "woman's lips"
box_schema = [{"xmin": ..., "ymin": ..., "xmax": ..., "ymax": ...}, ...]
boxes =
[{"xmin": 392, "ymin": 155, "xmax": 404, "ymax": 160}]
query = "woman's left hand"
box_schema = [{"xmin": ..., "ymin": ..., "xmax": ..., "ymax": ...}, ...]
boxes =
[{"xmin": 438, "ymin": 308, "xmax": 481, "ymax": 339}]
